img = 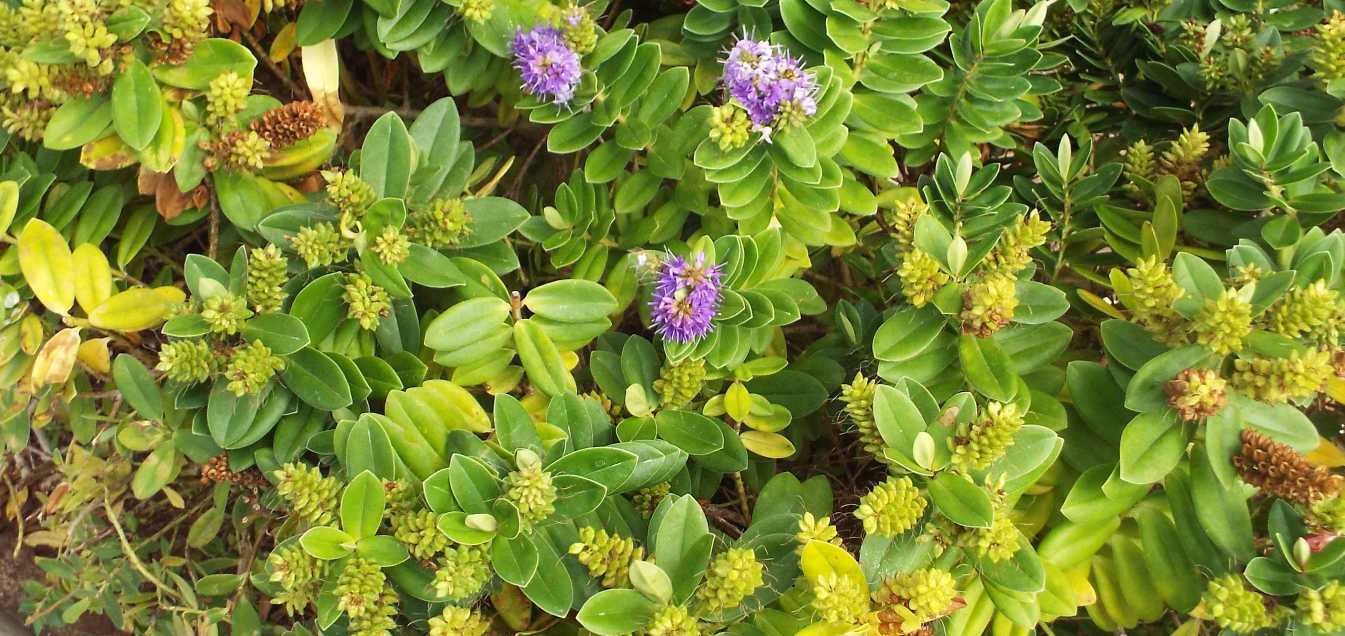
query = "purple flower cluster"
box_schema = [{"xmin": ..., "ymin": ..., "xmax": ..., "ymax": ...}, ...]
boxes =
[
  {"xmin": 511, "ymin": 26, "xmax": 582, "ymax": 104},
  {"xmin": 721, "ymin": 37, "xmax": 818, "ymax": 134},
  {"xmin": 650, "ymin": 253, "xmax": 722, "ymax": 343}
]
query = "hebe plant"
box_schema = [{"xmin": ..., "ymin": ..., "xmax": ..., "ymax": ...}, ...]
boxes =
[{"xmin": 1, "ymin": 0, "xmax": 1345, "ymax": 633}]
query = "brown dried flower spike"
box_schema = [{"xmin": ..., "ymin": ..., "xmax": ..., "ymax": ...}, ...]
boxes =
[
  {"xmin": 1233, "ymin": 429, "xmax": 1343, "ymax": 506},
  {"xmin": 1165, "ymin": 367, "xmax": 1228, "ymax": 422},
  {"xmin": 251, "ymin": 101, "xmax": 327, "ymax": 148}
]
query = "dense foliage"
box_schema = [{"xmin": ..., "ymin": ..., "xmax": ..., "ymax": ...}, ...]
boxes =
[{"xmin": 2, "ymin": 0, "xmax": 1345, "ymax": 632}]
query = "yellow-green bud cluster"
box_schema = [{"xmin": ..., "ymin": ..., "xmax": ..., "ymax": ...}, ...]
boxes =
[
  {"xmin": 961, "ymin": 497, "xmax": 1018, "ymax": 562},
  {"xmin": 206, "ymin": 71, "xmax": 250, "ymax": 131},
  {"xmin": 225, "ymin": 340, "xmax": 284, "ymax": 395},
  {"xmin": 855, "ymin": 476, "xmax": 926, "ymax": 537},
  {"xmin": 1158, "ymin": 125, "xmax": 1210, "ymax": 198},
  {"xmin": 348, "ymin": 584, "xmax": 399, "ymax": 636},
  {"xmin": 708, "ymin": 104, "xmax": 751, "ymax": 152},
  {"xmin": 1122, "ymin": 140, "xmax": 1156, "ymax": 201},
  {"xmin": 643, "ymin": 605, "xmax": 700, "ymax": 636},
  {"xmin": 796, "ymin": 513, "xmax": 842, "ymax": 549},
  {"xmin": 559, "ymin": 5, "xmax": 598, "ymax": 54},
  {"xmin": 697, "ymin": 547, "xmax": 765, "ymax": 612},
  {"xmin": 1165, "ymin": 367, "xmax": 1227, "ymax": 422},
  {"xmin": 950, "ymin": 401, "xmax": 1024, "ymax": 470},
  {"xmin": 156, "ymin": 339, "xmax": 216, "ymax": 384},
  {"xmin": 840, "ymin": 373, "xmax": 886, "ymax": 463},
  {"xmin": 428, "ymin": 606, "xmax": 491, "ymax": 636},
  {"xmin": 632, "ymin": 482, "xmax": 671, "ymax": 518},
  {"xmin": 63, "ymin": 21, "xmax": 116, "ymax": 74},
  {"xmin": 1299, "ymin": 581, "xmax": 1345, "ymax": 632},
  {"xmin": 432, "ymin": 544, "xmax": 493, "ymax": 600},
  {"xmin": 274, "ymin": 462, "xmax": 340, "ymax": 526},
  {"xmin": 775, "ymin": 98, "xmax": 810, "ymax": 129},
  {"xmin": 246, "ymin": 245, "xmax": 289, "ymax": 313},
  {"xmin": 569, "ymin": 526, "xmax": 643, "ymax": 588},
  {"xmin": 654, "ymin": 358, "xmax": 705, "ymax": 409},
  {"xmin": 336, "ymin": 558, "xmax": 386, "ymax": 620},
  {"xmin": 201, "ymin": 293, "xmax": 253, "ymax": 335},
  {"xmin": 985, "ymin": 211, "xmax": 1050, "ymax": 275},
  {"xmin": 2, "ymin": 101, "xmax": 53, "ymax": 141},
  {"xmin": 457, "ymin": 0, "xmax": 494, "ymax": 23},
  {"xmin": 267, "ymin": 542, "xmax": 328, "ymax": 616},
  {"xmin": 1231, "ymin": 263, "xmax": 1265, "ymax": 286},
  {"xmin": 291, "ymin": 222, "xmax": 347, "ymax": 268},
  {"xmin": 1124, "ymin": 256, "xmax": 1185, "ymax": 342},
  {"xmin": 371, "ymin": 226, "xmax": 410, "ymax": 266},
  {"xmin": 323, "ymin": 169, "xmax": 375, "ymax": 217},
  {"xmin": 393, "ymin": 508, "xmax": 450, "ymax": 561},
  {"xmin": 1199, "ymin": 574, "xmax": 1282, "ymax": 633},
  {"xmin": 343, "ymin": 272, "xmax": 392, "ymax": 331},
  {"xmin": 1268, "ymin": 280, "xmax": 1341, "ymax": 343},
  {"xmin": 224, "ymin": 130, "xmax": 272, "ymax": 172},
  {"xmin": 1192, "ymin": 288, "xmax": 1252, "ymax": 355},
  {"xmin": 1232, "ymin": 348, "xmax": 1332, "ymax": 403},
  {"xmin": 898, "ymin": 250, "xmax": 949, "ymax": 308},
  {"xmin": 1313, "ymin": 12, "xmax": 1345, "ymax": 81},
  {"xmin": 410, "ymin": 198, "xmax": 473, "ymax": 248},
  {"xmin": 876, "ymin": 568, "xmax": 957, "ymax": 625},
  {"xmin": 162, "ymin": 0, "xmax": 212, "ymax": 44},
  {"xmin": 504, "ymin": 459, "xmax": 558, "ymax": 526},
  {"xmin": 960, "ymin": 275, "xmax": 1018, "ymax": 337},
  {"xmin": 1313, "ymin": 495, "xmax": 1345, "ymax": 531},
  {"xmin": 887, "ymin": 199, "xmax": 925, "ymax": 253},
  {"xmin": 810, "ymin": 573, "xmax": 869, "ymax": 625}
]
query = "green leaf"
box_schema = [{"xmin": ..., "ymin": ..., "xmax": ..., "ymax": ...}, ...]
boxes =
[
  {"xmin": 493, "ymin": 533, "xmax": 541, "ymax": 586},
  {"xmin": 361, "ymin": 112, "xmax": 415, "ymax": 198},
  {"xmin": 495, "ymin": 393, "xmax": 543, "ymax": 455},
  {"xmin": 928, "ymin": 472, "xmax": 993, "ymax": 528},
  {"xmin": 460, "ymin": 197, "xmax": 530, "ymax": 248},
  {"xmin": 113, "ymin": 354, "xmax": 163, "ymax": 420},
  {"xmin": 958, "ymin": 334, "xmax": 1017, "ymax": 402},
  {"xmin": 577, "ymin": 589, "xmax": 659, "ymax": 635},
  {"xmin": 341, "ymin": 471, "xmax": 386, "ymax": 539},
  {"xmin": 436, "ymin": 511, "xmax": 496, "ymax": 545},
  {"xmin": 153, "ymin": 39, "xmax": 256, "ymax": 90},
  {"xmin": 131, "ymin": 443, "xmax": 177, "ymax": 499},
  {"xmin": 42, "ymin": 96, "xmax": 112, "ymax": 151},
  {"xmin": 873, "ymin": 305, "xmax": 946, "ymax": 362},
  {"xmin": 241, "ymin": 313, "xmax": 311, "ymax": 355},
  {"xmin": 545, "ymin": 447, "xmax": 638, "ymax": 491},
  {"xmin": 344, "ymin": 415, "xmax": 399, "ymax": 480},
  {"xmin": 1190, "ymin": 451, "xmax": 1255, "ymax": 561},
  {"xmin": 300, "ymin": 525, "xmax": 354, "ymax": 560},
  {"xmin": 110, "ymin": 59, "xmax": 162, "ymax": 150},
  {"xmin": 524, "ymin": 279, "xmax": 619, "ymax": 323},
  {"xmin": 357, "ymin": 535, "xmax": 410, "ymax": 566},
  {"xmin": 1123, "ymin": 345, "xmax": 1213, "ymax": 413},
  {"xmin": 521, "ymin": 534, "xmax": 575, "ymax": 617},
  {"xmin": 655, "ymin": 410, "xmax": 724, "ymax": 455},
  {"xmin": 282, "ymin": 347, "xmax": 353, "ymax": 411},
  {"xmin": 651, "ymin": 494, "xmax": 713, "ymax": 604},
  {"xmin": 448, "ymin": 454, "xmax": 502, "ymax": 514},
  {"xmin": 1118, "ymin": 410, "xmax": 1184, "ymax": 484}
]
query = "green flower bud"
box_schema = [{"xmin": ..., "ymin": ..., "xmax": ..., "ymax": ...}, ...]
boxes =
[
  {"xmin": 959, "ymin": 275, "xmax": 1018, "ymax": 337},
  {"xmin": 225, "ymin": 340, "xmax": 284, "ymax": 395},
  {"xmin": 291, "ymin": 222, "xmax": 348, "ymax": 268},
  {"xmin": 1312, "ymin": 495, "xmax": 1345, "ymax": 532},
  {"xmin": 1232, "ymin": 349, "xmax": 1333, "ymax": 404},
  {"xmin": 840, "ymin": 373, "xmax": 886, "ymax": 463},
  {"xmin": 246, "ymin": 245, "xmax": 289, "ymax": 314},
  {"xmin": 409, "ymin": 198, "xmax": 473, "ymax": 249},
  {"xmin": 949, "ymin": 401, "xmax": 1024, "ymax": 470},
  {"xmin": 887, "ymin": 198, "xmax": 926, "ymax": 254},
  {"xmin": 1313, "ymin": 12, "xmax": 1345, "ymax": 82},
  {"xmin": 4, "ymin": 58, "xmax": 57, "ymax": 100},
  {"xmin": 1158, "ymin": 125, "xmax": 1210, "ymax": 199},
  {"xmin": 898, "ymin": 250, "xmax": 949, "ymax": 308},
  {"xmin": 505, "ymin": 451, "xmax": 557, "ymax": 526},
  {"xmin": 220, "ymin": 130, "xmax": 272, "ymax": 172},
  {"xmin": 775, "ymin": 97, "xmax": 811, "ymax": 129},
  {"xmin": 643, "ymin": 604, "xmax": 700, "ymax": 636},
  {"xmin": 201, "ymin": 292, "xmax": 253, "ymax": 335},
  {"xmin": 162, "ymin": 0, "xmax": 212, "ymax": 43},
  {"xmin": 1197, "ymin": 574, "xmax": 1282, "ymax": 633},
  {"xmin": 810, "ymin": 572, "xmax": 869, "ymax": 625},
  {"xmin": 156, "ymin": 339, "xmax": 216, "ymax": 384},
  {"xmin": 569, "ymin": 526, "xmax": 644, "ymax": 588},
  {"xmin": 432, "ymin": 544, "xmax": 493, "ymax": 601},
  {"xmin": 1192, "ymin": 288, "xmax": 1252, "ymax": 355},
  {"xmin": 559, "ymin": 4, "xmax": 598, "ymax": 54},
  {"xmin": 855, "ymin": 476, "xmax": 926, "ymax": 537},
  {"xmin": 1267, "ymin": 280, "xmax": 1341, "ymax": 343},
  {"xmin": 796, "ymin": 512, "xmax": 842, "ymax": 549},
  {"xmin": 343, "ymin": 272, "xmax": 392, "ymax": 331},
  {"xmin": 63, "ymin": 22, "xmax": 116, "ymax": 72},
  {"xmin": 274, "ymin": 462, "xmax": 340, "ymax": 526},
  {"xmin": 205, "ymin": 71, "xmax": 250, "ymax": 131},
  {"xmin": 632, "ymin": 482, "xmax": 671, "ymax": 519},
  {"xmin": 984, "ymin": 211, "xmax": 1051, "ymax": 275},
  {"xmin": 1124, "ymin": 256, "xmax": 1186, "ymax": 343},
  {"xmin": 875, "ymin": 568, "xmax": 958, "ymax": 625},
  {"xmin": 1299, "ymin": 581, "xmax": 1345, "ymax": 632},
  {"xmin": 1122, "ymin": 139, "xmax": 1156, "ymax": 201},
  {"xmin": 697, "ymin": 547, "xmax": 764, "ymax": 612},
  {"xmin": 961, "ymin": 495, "xmax": 1018, "ymax": 562},
  {"xmin": 336, "ymin": 558, "xmax": 385, "ymax": 620},
  {"xmin": 392, "ymin": 508, "xmax": 450, "ymax": 561},
  {"xmin": 267, "ymin": 542, "xmax": 328, "ymax": 616},
  {"xmin": 322, "ymin": 169, "xmax": 375, "ymax": 217},
  {"xmin": 457, "ymin": 0, "xmax": 494, "ymax": 23},
  {"xmin": 428, "ymin": 606, "xmax": 491, "ymax": 636},
  {"xmin": 371, "ymin": 226, "xmax": 410, "ymax": 266},
  {"xmin": 1165, "ymin": 367, "xmax": 1227, "ymax": 422},
  {"xmin": 654, "ymin": 358, "xmax": 705, "ymax": 409},
  {"xmin": 348, "ymin": 583, "xmax": 399, "ymax": 636},
  {"xmin": 708, "ymin": 104, "xmax": 752, "ymax": 152},
  {"xmin": 2, "ymin": 100, "xmax": 53, "ymax": 141}
]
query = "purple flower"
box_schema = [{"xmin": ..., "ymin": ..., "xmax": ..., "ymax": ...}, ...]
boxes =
[
  {"xmin": 720, "ymin": 36, "xmax": 818, "ymax": 134},
  {"xmin": 650, "ymin": 253, "xmax": 722, "ymax": 343},
  {"xmin": 511, "ymin": 26, "xmax": 582, "ymax": 104}
]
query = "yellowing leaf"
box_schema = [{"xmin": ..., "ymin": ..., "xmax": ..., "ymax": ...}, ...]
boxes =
[
  {"xmin": 76, "ymin": 337, "xmax": 111, "ymax": 375},
  {"xmin": 740, "ymin": 430, "xmax": 796, "ymax": 458},
  {"xmin": 1077, "ymin": 289, "xmax": 1124, "ymax": 320},
  {"xmin": 153, "ymin": 286, "xmax": 187, "ymax": 305},
  {"xmin": 19, "ymin": 314, "xmax": 42, "ymax": 354},
  {"xmin": 270, "ymin": 21, "xmax": 297, "ymax": 62},
  {"xmin": 725, "ymin": 381, "xmax": 750, "ymax": 422},
  {"xmin": 1306, "ymin": 435, "xmax": 1345, "ymax": 468},
  {"xmin": 17, "ymin": 219, "xmax": 75, "ymax": 314},
  {"xmin": 800, "ymin": 541, "xmax": 868, "ymax": 598},
  {"xmin": 1326, "ymin": 377, "xmax": 1345, "ymax": 406},
  {"xmin": 72, "ymin": 244, "xmax": 114, "ymax": 314},
  {"xmin": 0, "ymin": 180, "xmax": 18, "ymax": 235},
  {"xmin": 87, "ymin": 288, "xmax": 176, "ymax": 332},
  {"xmin": 301, "ymin": 40, "xmax": 343, "ymax": 124},
  {"xmin": 80, "ymin": 134, "xmax": 140, "ymax": 171},
  {"xmin": 31, "ymin": 327, "xmax": 81, "ymax": 387}
]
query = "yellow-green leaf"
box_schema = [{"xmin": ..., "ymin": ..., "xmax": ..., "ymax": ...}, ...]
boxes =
[
  {"xmin": 739, "ymin": 430, "xmax": 796, "ymax": 458},
  {"xmin": 17, "ymin": 219, "xmax": 75, "ymax": 314},
  {"xmin": 76, "ymin": 337, "xmax": 112, "ymax": 375},
  {"xmin": 30, "ymin": 327, "xmax": 81, "ymax": 387},
  {"xmin": 799, "ymin": 541, "xmax": 868, "ymax": 596},
  {"xmin": 0, "ymin": 181, "xmax": 18, "ymax": 236},
  {"xmin": 87, "ymin": 287, "xmax": 180, "ymax": 332},
  {"xmin": 725, "ymin": 381, "xmax": 750, "ymax": 421},
  {"xmin": 72, "ymin": 243, "xmax": 114, "ymax": 314}
]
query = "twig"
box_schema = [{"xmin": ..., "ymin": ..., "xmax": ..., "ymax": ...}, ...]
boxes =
[
  {"xmin": 208, "ymin": 189, "xmax": 220, "ymax": 261},
  {"xmin": 239, "ymin": 28, "xmax": 306, "ymax": 100},
  {"xmin": 103, "ymin": 493, "xmax": 182, "ymax": 603}
]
